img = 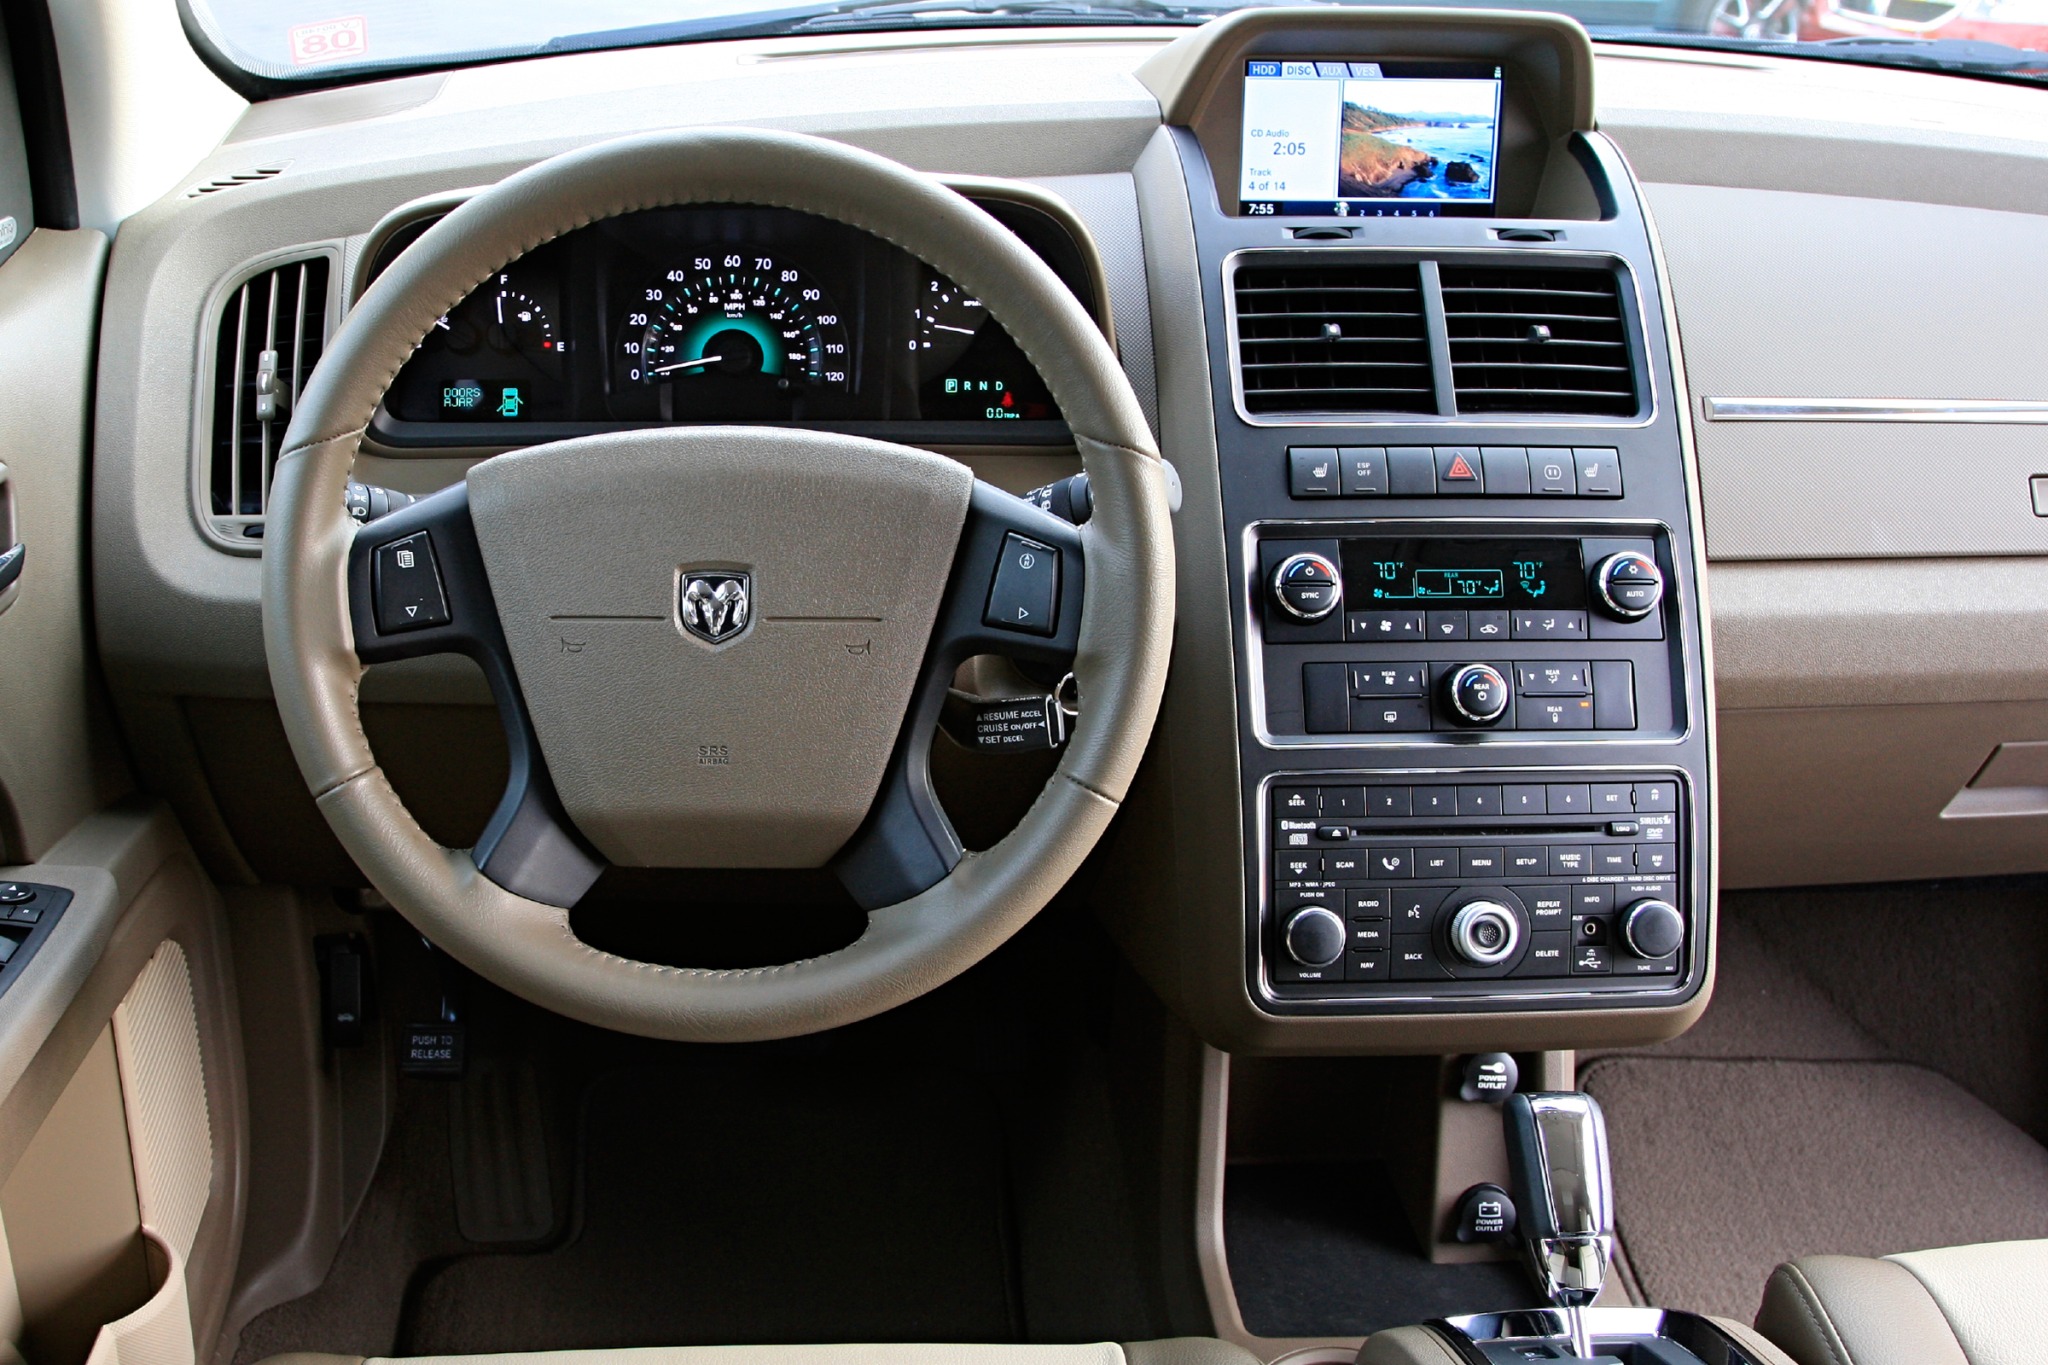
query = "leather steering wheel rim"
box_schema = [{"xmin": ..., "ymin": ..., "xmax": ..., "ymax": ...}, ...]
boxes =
[{"xmin": 260, "ymin": 128, "xmax": 1174, "ymax": 1042}]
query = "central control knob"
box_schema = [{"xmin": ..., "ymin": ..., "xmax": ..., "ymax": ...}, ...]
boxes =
[
  {"xmin": 1620, "ymin": 898, "xmax": 1684, "ymax": 959},
  {"xmin": 1271, "ymin": 552, "xmax": 1342, "ymax": 622},
  {"xmin": 1592, "ymin": 551, "xmax": 1665, "ymax": 621},
  {"xmin": 1444, "ymin": 663, "xmax": 1511, "ymax": 725},
  {"xmin": 1283, "ymin": 905, "xmax": 1346, "ymax": 968},
  {"xmin": 1448, "ymin": 900, "xmax": 1521, "ymax": 966}
]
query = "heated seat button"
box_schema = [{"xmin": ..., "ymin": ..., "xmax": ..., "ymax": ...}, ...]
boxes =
[
  {"xmin": 983, "ymin": 533, "xmax": 1059, "ymax": 635},
  {"xmin": 373, "ymin": 532, "xmax": 451, "ymax": 634}
]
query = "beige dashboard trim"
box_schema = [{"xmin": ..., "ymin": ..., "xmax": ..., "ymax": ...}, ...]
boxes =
[{"xmin": 1702, "ymin": 396, "xmax": 2048, "ymax": 423}]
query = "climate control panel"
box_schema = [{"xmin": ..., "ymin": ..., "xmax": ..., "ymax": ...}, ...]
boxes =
[{"xmin": 1262, "ymin": 771, "xmax": 1693, "ymax": 1004}]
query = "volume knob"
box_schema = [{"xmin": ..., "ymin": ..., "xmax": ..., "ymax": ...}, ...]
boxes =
[
  {"xmin": 1284, "ymin": 906, "xmax": 1346, "ymax": 967},
  {"xmin": 1593, "ymin": 551, "xmax": 1664, "ymax": 621}
]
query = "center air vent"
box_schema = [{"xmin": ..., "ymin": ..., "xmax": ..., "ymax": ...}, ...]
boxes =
[
  {"xmin": 204, "ymin": 255, "xmax": 331, "ymax": 546},
  {"xmin": 1439, "ymin": 264, "xmax": 1637, "ymax": 417},
  {"xmin": 1232, "ymin": 263, "xmax": 1435, "ymax": 416}
]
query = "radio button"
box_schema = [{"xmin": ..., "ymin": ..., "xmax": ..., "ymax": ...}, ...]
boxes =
[
  {"xmin": 1413, "ymin": 787, "xmax": 1457, "ymax": 818},
  {"xmin": 1548, "ymin": 846, "xmax": 1592, "ymax": 877},
  {"xmin": 1348, "ymin": 888, "xmax": 1391, "ymax": 918},
  {"xmin": 1366, "ymin": 786, "xmax": 1413, "ymax": 818},
  {"xmin": 1417, "ymin": 848, "xmax": 1457, "ymax": 878}
]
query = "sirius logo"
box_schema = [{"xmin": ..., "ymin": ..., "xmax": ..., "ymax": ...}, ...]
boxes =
[{"xmin": 679, "ymin": 571, "xmax": 751, "ymax": 644}]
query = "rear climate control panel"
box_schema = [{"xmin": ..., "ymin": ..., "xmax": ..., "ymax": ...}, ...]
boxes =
[{"xmin": 1260, "ymin": 771, "xmax": 1695, "ymax": 1006}]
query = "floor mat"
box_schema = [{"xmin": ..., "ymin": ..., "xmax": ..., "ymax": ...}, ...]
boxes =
[
  {"xmin": 1224, "ymin": 1161, "xmax": 1545, "ymax": 1337},
  {"xmin": 402, "ymin": 1063, "xmax": 1021, "ymax": 1352},
  {"xmin": 1582, "ymin": 1055, "xmax": 2048, "ymax": 1323}
]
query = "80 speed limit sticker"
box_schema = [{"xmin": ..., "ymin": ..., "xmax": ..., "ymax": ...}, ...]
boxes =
[{"xmin": 288, "ymin": 16, "xmax": 367, "ymax": 65}]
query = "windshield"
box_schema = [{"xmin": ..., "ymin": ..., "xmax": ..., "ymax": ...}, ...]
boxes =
[{"xmin": 183, "ymin": 0, "xmax": 2048, "ymax": 93}]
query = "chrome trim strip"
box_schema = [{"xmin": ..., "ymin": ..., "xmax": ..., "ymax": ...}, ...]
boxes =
[
  {"xmin": 1220, "ymin": 245, "xmax": 1658, "ymax": 430},
  {"xmin": 1702, "ymin": 396, "xmax": 2048, "ymax": 423}
]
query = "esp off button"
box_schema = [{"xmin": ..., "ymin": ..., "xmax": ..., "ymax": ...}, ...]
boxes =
[
  {"xmin": 983, "ymin": 533, "xmax": 1059, "ymax": 636},
  {"xmin": 373, "ymin": 532, "xmax": 450, "ymax": 634}
]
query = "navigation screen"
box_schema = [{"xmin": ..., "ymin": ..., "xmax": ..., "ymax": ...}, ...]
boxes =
[
  {"xmin": 1339, "ymin": 538, "xmax": 1586, "ymax": 609},
  {"xmin": 1239, "ymin": 61, "xmax": 1503, "ymax": 217}
]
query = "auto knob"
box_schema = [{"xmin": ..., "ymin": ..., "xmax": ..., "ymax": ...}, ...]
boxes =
[
  {"xmin": 1592, "ymin": 551, "xmax": 1664, "ymax": 621},
  {"xmin": 1448, "ymin": 900, "xmax": 1521, "ymax": 966},
  {"xmin": 1620, "ymin": 898, "xmax": 1684, "ymax": 959},
  {"xmin": 1444, "ymin": 662, "xmax": 1511, "ymax": 725},
  {"xmin": 1271, "ymin": 552, "xmax": 1342, "ymax": 623},
  {"xmin": 1283, "ymin": 905, "xmax": 1346, "ymax": 967}
]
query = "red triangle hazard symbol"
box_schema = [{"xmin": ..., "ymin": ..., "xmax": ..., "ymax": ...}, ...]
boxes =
[{"xmin": 1446, "ymin": 454, "xmax": 1476, "ymax": 480}]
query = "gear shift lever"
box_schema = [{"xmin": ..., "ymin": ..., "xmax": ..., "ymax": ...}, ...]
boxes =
[{"xmin": 1503, "ymin": 1092, "xmax": 1615, "ymax": 1359}]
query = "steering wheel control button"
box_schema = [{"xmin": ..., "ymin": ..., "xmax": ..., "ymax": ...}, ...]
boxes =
[
  {"xmin": 1445, "ymin": 663, "xmax": 1511, "ymax": 725},
  {"xmin": 1448, "ymin": 900, "xmax": 1521, "ymax": 967},
  {"xmin": 1460, "ymin": 1053, "xmax": 1520, "ymax": 1104},
  {"xmin": 1271, "ymin": 552, "xmax": 1341, "ymax": 621},
  {"xmin": 1283, "ymin": 906, "xmax": 1347, "ymax": 968},
  {"xmin": 982, "ymin": 533, "xmax": 1059, "ymax": 636},
  {"xmin": 1621, "ymin": 898, "xmax": 1685, "ymax": 959},
  {"xmin": 372, "ymin": 532, "xmax": 451, "ymax": 635},
  {"xmin": 1288, "ymin": 447, "xmax": 1341, "ymax": 498},
  {"xmin": 1593, "ymin": 551, "xmax": 1665, "ymax": 620},
  {"xmin": 1574, "ymin": 448, "xmax": 1624, "ymax": 497}
]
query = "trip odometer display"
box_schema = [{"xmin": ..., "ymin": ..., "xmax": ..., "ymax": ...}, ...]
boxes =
[{"xmin": 618, "ymin": 252, "xmax": 850, "ymax": 419}]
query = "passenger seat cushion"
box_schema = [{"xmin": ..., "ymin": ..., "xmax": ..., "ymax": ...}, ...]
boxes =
[
  {"xmin": 1757, "ymin": 1254, "xmax": 1970, "ymax": 1365},
  {"xmin": 1888, "ymin": 1240, "xmax": 2048, "ymax": 1365}
]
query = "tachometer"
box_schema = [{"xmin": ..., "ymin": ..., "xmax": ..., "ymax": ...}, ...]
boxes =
[
  {"xmin": 620, "ymin": 254, "xmax": 849, "ymax": 399},
  {"xmin": 911, "ymin": 270, "xmax": 987, "ymax": 378}
]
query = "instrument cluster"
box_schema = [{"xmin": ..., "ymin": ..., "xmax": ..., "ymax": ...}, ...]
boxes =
[{"xmin": 372, "ymin": 199, "xmax": 1094, "ymax": 445}]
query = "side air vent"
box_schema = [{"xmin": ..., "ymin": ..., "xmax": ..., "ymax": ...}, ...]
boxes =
[
  {"xmin": 186, "ymin": 165, "xmax": 288, "ymax": 198},
  {"xmin": 1439, "ymin": 264, "xmax": 1638, "ymax": 417},
  {"xmin": 205, "ymin": 256, "xmax": 331, "ymax": 545},
  {"xmin": 1233, "ymin": 262, "xmax": 1435, "ymax": 415}
]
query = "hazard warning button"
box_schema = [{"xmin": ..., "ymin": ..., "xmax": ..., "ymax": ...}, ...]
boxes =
[{"xmin": 1434, "ymin": 446, "xmax": 1485, "ymax": 493}]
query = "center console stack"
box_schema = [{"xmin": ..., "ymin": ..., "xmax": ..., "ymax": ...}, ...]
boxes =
[{"xmin": 1126, "ymin": 8, "xmax": 1715, "ymax": 1048}]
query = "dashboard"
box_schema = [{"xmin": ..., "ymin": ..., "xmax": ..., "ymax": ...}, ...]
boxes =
[{"xmin": 363, "ymin": 194, "xmax": 1109, "ymax": 448}]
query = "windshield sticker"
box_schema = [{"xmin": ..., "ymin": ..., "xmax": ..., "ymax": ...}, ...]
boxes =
[{"xmin": 288, "ymin": 16, "xmax": 368, "ymax": 65}]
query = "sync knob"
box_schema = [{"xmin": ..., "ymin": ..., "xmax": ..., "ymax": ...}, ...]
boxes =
[
  {"xmin": 1283, "ymin": 906, "xmax": 1346, "ymax": 968},
  {"xmin": 1620, "ymin": 899, "xmax": 1684, "ymax": 959},
  {"xmin": 1271, "ymin": 552, "xmax": 1342, "ymax": 623},
  {"xmin": 1445, "ymin": 663, "xmax": 1512, "ymax": 726},
  {"xmin": 1592, "ymin": 551, "xmax": 1665, "ymax": 621},
  {"xmin": 1448, "ymin": 900, "xmax": 1521, "ymax": 967}
]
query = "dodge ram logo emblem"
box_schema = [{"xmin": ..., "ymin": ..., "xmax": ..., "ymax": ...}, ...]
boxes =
[{"xmin": 679, "ymin": 572, "xmax": 751, "ymax": 644}]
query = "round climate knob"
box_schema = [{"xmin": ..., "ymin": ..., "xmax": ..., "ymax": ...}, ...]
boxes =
[
  {"xmin": 1621, "ymin": 899, "xmax": 1684, "ymax": 959},
  {"xmin": 1271, "ymin": 552, "xmax": 1343, "ymax": 622},
  {"xmin": 1448, "ymin": 901, "xmax": 1521, "ymax": 967},
  {"xmin": 1445, "ymin": 663, "xmax": 1511, "ymax": 725},
  {"xmin": 1593, "ymin": 551, "xmax": 1665, "ymax": 621},
  {"xmin": 1284, "ymin": 906, "xmax": 1346, "ymax": 967}
]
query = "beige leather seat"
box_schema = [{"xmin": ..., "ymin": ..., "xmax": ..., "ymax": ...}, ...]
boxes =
[
  {"xmin": 262, "ymin": 1342, "xmax": 1260, "ymax": 1365},
  {"xmin": 1756, "ymin": 1239, "xmax": 2048, "ymax": 1365}
]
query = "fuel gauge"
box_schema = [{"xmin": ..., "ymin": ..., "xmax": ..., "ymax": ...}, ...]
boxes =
[{"xmin": 489, "ymin": 282, "xmax": 559, "ymax": 361}]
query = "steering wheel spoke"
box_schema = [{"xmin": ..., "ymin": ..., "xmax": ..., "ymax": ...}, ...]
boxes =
[
  {"xmin": 346, "ymin": 487, "xmax": 606, "ymax": 908},
  {"xmin": 834, "ymin": 480, "xmax": 1085, "ymax": 909}
]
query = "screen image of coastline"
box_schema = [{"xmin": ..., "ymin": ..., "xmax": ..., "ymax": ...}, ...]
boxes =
[{"xmin": 1240, "ymin": 61, "xmax": 1503, "ymax": 216}]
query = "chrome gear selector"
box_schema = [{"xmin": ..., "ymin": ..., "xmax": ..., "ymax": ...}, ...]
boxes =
[{"xmin": 1503, "ymin": 1091, "xmax": 1615, "ymax": 1359}]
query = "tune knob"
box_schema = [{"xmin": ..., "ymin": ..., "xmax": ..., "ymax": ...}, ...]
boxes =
[
  {"xmin": 1448, "ymin": 900, "xmax": 1521, "ymax": 966},
  {"xmin": 1620, "ymin": 899, "xmax": 1684, "ymax": 959},
  {"xmin": 1445, "ymin": 663, "xmax": 1511, "ymax": 725},
  {"xmin": 1271, "ymin": 552, "xmax": 1343, "ymax": 622},
  {"xmin": 1283, "ymin": 905, "xmax": 1346, "ymax": 967},
  {"xmin": 1592, "ymin": 551, "xmax": 1665, "ymax": 621}
]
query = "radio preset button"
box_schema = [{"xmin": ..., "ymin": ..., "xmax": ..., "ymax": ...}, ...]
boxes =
[
  {"xmin": 1413, "ymin": 788, "xmax": 1456, "ymax": 817},
  {"xmin": 1547, "ymin": 784, "xmax": 1592, "ymax": 814},
  {"xmin": 1457, "ymin": 785, "xmax": 1503, "ymax": 816},
  {"xmin": 1367, "ymin": 786, "xmax": 1413, "ymax": 818},
  {"xmin": 1503, "ymin": 785, "xmax": 1548, "ymax": 815}
]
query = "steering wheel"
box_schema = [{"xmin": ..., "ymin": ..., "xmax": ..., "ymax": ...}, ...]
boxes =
[{"xmin": 260, "ymin": 129, "xmax": 1173, "ymax": 1042}]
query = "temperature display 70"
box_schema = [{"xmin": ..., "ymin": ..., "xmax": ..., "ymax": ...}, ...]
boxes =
[{"xmin": 1340, "ymin": 538, "xmax": 1587, "ymax": 609}]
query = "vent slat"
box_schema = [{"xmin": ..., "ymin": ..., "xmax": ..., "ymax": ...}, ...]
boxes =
[
  {"xmin": 1439, "ymin": 264, "xmax": 1637, "ymax": 418},
  {"xmin": 1232, "ymin": 263, "xmax": 1435, "ymax": 416},
  {"xmin": 209, "ymin": 256, "xmax": 329, "ymax": 536}
]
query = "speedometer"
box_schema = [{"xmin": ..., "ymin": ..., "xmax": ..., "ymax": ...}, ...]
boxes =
[{"xmin": 619, "ymin": 253, "xmax": 850, "ymax": 400}]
